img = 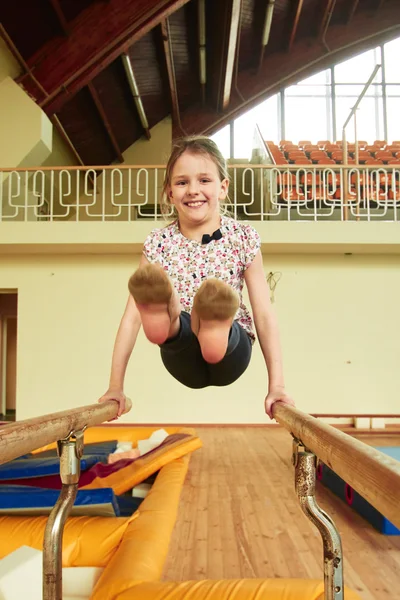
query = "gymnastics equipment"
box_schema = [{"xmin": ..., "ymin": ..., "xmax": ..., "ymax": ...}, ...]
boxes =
[{"xmin": 0, "ymin": 400, "xmax": 399, "ymax": 599}]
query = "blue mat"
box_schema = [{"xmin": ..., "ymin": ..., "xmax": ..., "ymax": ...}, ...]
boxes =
[
  {"xmin": 0, "ymin": 456, "xmax": 101, "ymax": 480},
  {"xmin": 0, "ymin": 485, "xmax": 120, "ymax": 516},
  {"xmin": 0, "ymin": 441, "xmax": 119, "ymax": 480},
  {"xmin": 374, "ymin": 446, "xmax": 400, "ymax": 460},
  {"xmin": 34, "ymin": 440, "xmax": 118, "ymax": 459},
  {"xmin": 318, "ymin": 446, "xmax": 400, "ymax": 535}
]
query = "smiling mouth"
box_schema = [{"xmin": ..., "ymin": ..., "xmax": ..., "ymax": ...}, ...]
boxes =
[{"xmin": 185, "ymin": 201, "xmax": 206, "ymax": 208}]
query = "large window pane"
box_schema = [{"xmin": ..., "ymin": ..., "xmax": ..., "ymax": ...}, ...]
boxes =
[
  {"xmin": 286, "ymin": 85, "xmax": 329, "ymax": 97},
  {"xmin": 335, "ymin": 48, "xmax": 382, "ymax": 84},
  {"xmin": 285, "ymin": 96, "xmax": 329, "ymax": 143},
  {"xmin": 384, "ymin": 38, "xmax": 400, "ymax": 83},
  {"xmin": 254, "ymin": 95, "xmax": 279, "ymax": 143},
  {"xmin": 335, "ymin": 96, "xmax": 384, "ymax": 142},
  {"xmin": 210, "ymin": 125, "xmax": 231, "ymax": 159},
  {"xmin": 387, "ymin": 85, "xmax": 400, "ymax": 97},
  {"xmin": 335, "ymin": 84, "xmax": 382, "ymax": 96},
  {"xmin": 387, "ymin": 85, "xmax": 400, "ymax": 142},
  {"xmin": 297, "ymin": 69, "xmax": 331, "ymax": 85},
  {"xmin": 234, "ymin": 95, "xmax": 279, "ymax": 158}
]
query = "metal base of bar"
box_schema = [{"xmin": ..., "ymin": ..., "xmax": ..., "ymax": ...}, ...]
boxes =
[
  {"xmin": 43, "ymin": 429, "xmax": 85, "ymax": 600},
  {"xmin": 293, "ymin": 440, "xmax": 344, "ymax": 600},
  {"xmin": 43, "ymin": 484, "xmax": 78, "ymax": 600}
]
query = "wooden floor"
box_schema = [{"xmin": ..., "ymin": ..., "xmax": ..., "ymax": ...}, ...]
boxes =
[{"xmin": 163, "ymin": 427, "xmax": 400, "ymax": 600}]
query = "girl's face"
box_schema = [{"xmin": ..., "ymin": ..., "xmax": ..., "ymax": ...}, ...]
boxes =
[{"xmin": 167, "ymin": 151, "xmax": 229, "ymax": 227}]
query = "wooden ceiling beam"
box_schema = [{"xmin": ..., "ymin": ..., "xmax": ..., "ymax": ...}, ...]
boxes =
[
  {"xmin": 121, "ymin": 54, "xmax": 151, "ymax": 140},
  {"xmin": 220, "ymin": 0, "xmax": 241, "ymax": 110},
  {"xmin": 51, "ymin": 115, "xmax": 96, "ymax": 187},
  {"xmin": 48, "ymin": 0, "xmax": 70, "ymax": 36},
  {"xmin": 88, "ymin": 82, "xmax": 124, "ymax": 163},
  {"xmin": 21, "ymin": 0, "xmax": 191, "ymax": 115},
  {"xmin": 174, "ymin": 6, "xmax": 400, "ymax": 138},
  {"xmin": 208, "ymin": 0, "xmax": 242, "ymax": 112},
  {"xmin": 51, "ymin": 115, "xmax": 85, "ymax": 166},
  {"xmin": 160, "ymin": 20, "xmax": 180, "ymax": 125},
  {"xmin": 347, "ymin": 0, "xmax": 360, "ymax": 23},
  {"xmin": 257, "ymin": 0, "xmax": 275, "ymax": 69},
  {"xmin": 318, "ymin": 0, "xmax": 337, "ymax": 39},
  {"xmin": 288, "ymin": 0, "xmax": 305, "ymax": 51}
]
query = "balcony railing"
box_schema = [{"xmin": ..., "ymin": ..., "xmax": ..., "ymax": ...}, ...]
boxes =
[{"xmin": 1, "ymin": 164, "xmax": 400, "ymax": 223}]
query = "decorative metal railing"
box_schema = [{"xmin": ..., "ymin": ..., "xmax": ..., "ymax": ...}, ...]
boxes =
[{"xmin": 1, "ymin": 164, "xmax": 399, "ymax": 223}]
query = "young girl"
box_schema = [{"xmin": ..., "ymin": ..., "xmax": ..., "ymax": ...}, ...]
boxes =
[{"xmin": 99, "ymin": 136, "xmax": 294, "ymax": 419}]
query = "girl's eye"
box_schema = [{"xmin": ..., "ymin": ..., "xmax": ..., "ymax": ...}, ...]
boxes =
[
  {"xmin": 201, "ymin": 179, "xmax": 211, "ymax": 183},
  {"xmin": 176, "ymin": 181, "xmax": 187, "ymax": 186}
]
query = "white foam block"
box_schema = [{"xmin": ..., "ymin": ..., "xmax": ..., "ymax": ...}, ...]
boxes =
[
  {"xmin": 354, "ymin": 417, "xmax": 370, "ymax": 429},
  {"xmin": 0, "ymin": 546, "xmax": 42, "ymax": 600},
  {"xmin": 113, "ymin": 441, "xmax": 133, "ymax": 454},
  {"xmin": 132, "ymin": 482, "xmax": 152, "ymax": 498},
  {"xmin": 137, "ymin": 428, "xmax": 169, "ymax": 456},
  {"xmin": 62, "ymin": 567, "xmax": 103, "ymax": 597},
  {"xmin": 149, "ymin": 428, "xmax": 169, "ymax": 443},
  {"xmin": 371, "ymin": 417, "xmax": 386, "ymax": 429}
]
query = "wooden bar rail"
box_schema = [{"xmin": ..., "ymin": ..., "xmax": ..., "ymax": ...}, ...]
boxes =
[
  {"xmin": 273, "ymin": 403, "xmax": 400, "ymax": 530},
  {"xmin": 0, "ymin": 399, "xmax": 132, "ymax": 465},
  {"xmin": 0, "ymin": 400, "xmax": 398, "ymax": 530}
]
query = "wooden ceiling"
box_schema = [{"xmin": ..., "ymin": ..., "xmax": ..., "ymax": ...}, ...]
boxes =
[{"xmin": 1, "ymin": 0, "xmax": 400, "ymax": 165}]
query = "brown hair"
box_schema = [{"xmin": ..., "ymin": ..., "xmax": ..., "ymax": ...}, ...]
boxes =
[{"xmin": 160, "ymin": 136, "xmax": 230, "ymax": 218}]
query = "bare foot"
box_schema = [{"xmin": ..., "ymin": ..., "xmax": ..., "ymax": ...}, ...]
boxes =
[
  {"xmin": 192, "ymin": 279, "xmax": 239, "ymax": 363},
  {"xmin": 128, "ymin": 264, "xmax": 181, "ymax": 344}
]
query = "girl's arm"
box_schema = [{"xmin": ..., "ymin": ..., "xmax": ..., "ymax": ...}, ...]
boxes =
[
  {"xmin": 244, "ymin": 250, "xmax": 294, "ymax": 418},
  {"xmin": 98, "ymin": 294, "xmax": 141, "ymax": 415},
  {"xmin": 99, "ymin": 255, "xmax": 149, "ymax": 415}
]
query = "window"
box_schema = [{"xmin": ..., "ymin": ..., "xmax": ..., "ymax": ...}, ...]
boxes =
[
  {"xmin": 255, "ymin": 95, "xmax": 279, "ymax": 146},
  {"xmin": 384, "ymin": 38, "xmax": 400, "ymax": 83},
  {"xmin": 336, "ymin": 95, "xmax": 384, "ymax": 142},
  {"xmin": 213, "ymin": 36, "xmax": 400, "ymax": 152},
  {"xmin": 335, "ymin": 84, "xmax": 384, "ymax": 141},
  {"xmin": 335, "ymin": 48, "xmax": 382, "ymax": 84},
  {"xmin": 386, "ymin": 85, "xmax": 400, "ymax": 142},
  {"xmin": 234, "ymin": 95, "xmax": 279, "ymax": 158},
  {"xmin": 285, "ymin": 95, "xmax": 330, "ymax": 143},
  {"xmin": 210, "ymin": 125, "xmax": 231, "ymax": 159},
  {"xmin": 297, "ymin": 69, "xmax": 331, "ymax": 85}
]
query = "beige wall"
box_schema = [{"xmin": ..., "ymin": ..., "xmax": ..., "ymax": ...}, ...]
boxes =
[
  {"xmin": 0, "ymin": 37, "xmax": 21, "ymax": 83},
  {"xmin": 0, "ymin": 77, "xmax": 52, "ymax": 169},
  {"xmin": 123, "ymin": 117, "xmax": 172, "ymax": 165},
  {"xmin": 1, "ymin": 252, "xmax": 399, "ymax": 422},
  {"xmin": 42, "ymin": 128, "xmax": 77, "ymax": 168}
]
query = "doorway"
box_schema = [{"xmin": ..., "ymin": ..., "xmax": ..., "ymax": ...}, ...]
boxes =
[{"xmin": 0, "ymin": 292, "xmax": 18, "ymax": 422}]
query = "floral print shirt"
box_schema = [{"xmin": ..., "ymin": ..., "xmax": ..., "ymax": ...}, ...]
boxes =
[{"xmin": 143, "ymin": 215, "xmax": 261, "ymax": 342}]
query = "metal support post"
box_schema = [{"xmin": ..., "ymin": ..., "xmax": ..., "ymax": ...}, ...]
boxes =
[
  {"xmin": 292, "ymin": 439, "xmax": 344, "ymax": 600},
  {"xmin": 43, "ymin": 427, "xmax": 86, "ymax": 600}
]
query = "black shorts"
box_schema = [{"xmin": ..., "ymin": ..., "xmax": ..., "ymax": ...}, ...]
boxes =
[{"xmin": 159, "ymin": 311, "xmax": 252, "ymax": 389}]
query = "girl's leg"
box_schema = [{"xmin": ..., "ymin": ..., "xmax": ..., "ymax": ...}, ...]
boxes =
[
  {"xmin": 160, "ymin": 314, "xmax": 251, "ymax": 388},
  {"xmin": 207, "ymin": 320, "xmax": 252, "ymax": 386},
  {"xmin": 128, "ymin": 264, "xmax": 181, "ymax": 344},
  {"xmin": 159, "ymin": 312, "xmax": 210, "ymax": 389},
  {"xmin": 128, "ymin": 264, "xmax": 210, "ymax": 388},
  {"xmin": 191, "ymin": 279, "xmax": 240, "ymax": 364},
  {"xmin": 128, "ymin": 267, "xmax": 239, "ymax": 365}
]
